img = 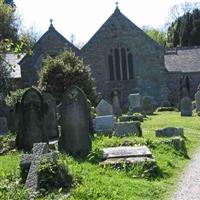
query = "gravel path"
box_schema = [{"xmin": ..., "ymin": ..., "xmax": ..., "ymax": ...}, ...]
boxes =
[{"xmin": 171, "ymin": 149, "xmax": 200, "ymax": 200}]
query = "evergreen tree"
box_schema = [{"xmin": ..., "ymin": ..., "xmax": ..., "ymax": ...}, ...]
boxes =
[{"xmin": 167, "ymin": 8, "xmax": 200, "ymax": 47}]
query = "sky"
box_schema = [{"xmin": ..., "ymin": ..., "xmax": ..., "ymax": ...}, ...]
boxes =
[{"xmin": 15, "ymin": 0, "xmax": 199, "ymax": 45}]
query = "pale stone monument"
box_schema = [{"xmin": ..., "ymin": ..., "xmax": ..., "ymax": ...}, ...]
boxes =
[{"xmin": 96, "ymin": 99, "xmax": 113, "ymax": 116}]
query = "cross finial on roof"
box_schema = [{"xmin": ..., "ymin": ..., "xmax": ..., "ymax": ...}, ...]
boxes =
[
  {"xmin": 50, "ymin": 19, "xmax": 53, "ymax": 25},
  {"xmin": 115, "ymin": 2, "xmax": 119, "ymax": 8}
]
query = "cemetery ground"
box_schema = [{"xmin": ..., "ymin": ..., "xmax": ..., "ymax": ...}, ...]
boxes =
[{"xmin": 0, "ymin": 111, "xmax": 200, "ymax": 200}]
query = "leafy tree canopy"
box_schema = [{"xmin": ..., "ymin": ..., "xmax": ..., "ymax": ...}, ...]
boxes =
[
  {"xmin": 167, "ymin": 8, "xmax": 200, "ymax": 47},
  {"xmin": 38, "ymin": 51, "xmax": 96, "ymax": 105},
  {"xmin": 143, "ymin": 27, "xmax": 167, "ymax": 47}
]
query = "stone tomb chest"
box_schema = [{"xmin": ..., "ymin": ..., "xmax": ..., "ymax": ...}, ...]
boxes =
[{"xmin": 100, "ymin": 146, "xmax": 155, "ymax": 165}]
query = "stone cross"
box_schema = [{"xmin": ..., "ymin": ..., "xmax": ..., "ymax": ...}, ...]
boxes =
[
  {"xmin": 115, "ymin": 2, "xmax": 119, "ymax": 8},
  {"xmin": 20, "ymin": 143, "xmax": 56, "ymax": 198}
]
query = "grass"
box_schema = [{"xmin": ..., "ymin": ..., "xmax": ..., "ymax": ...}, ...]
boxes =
[{"xmin": 0, "ymin": 111, "xmax": 200, "ymax": 200}]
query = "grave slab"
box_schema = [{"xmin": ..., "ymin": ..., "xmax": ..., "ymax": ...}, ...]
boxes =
[{"xmin": 102, "ymin": 146, "xmax": 152, "ymax": 159}]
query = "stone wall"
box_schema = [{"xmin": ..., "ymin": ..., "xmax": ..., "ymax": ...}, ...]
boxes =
[
  {"xmin": 167, "ymin": 72, "xmax": 200, "ymax": 105},
  {"xmin": 80, "ymin": 8, "xmax": 167, "ymax": 107}
]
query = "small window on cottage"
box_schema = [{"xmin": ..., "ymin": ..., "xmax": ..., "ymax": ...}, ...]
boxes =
[{"xmin": 108, "ymin": 46, "xmax": 134, "ymax": 81}]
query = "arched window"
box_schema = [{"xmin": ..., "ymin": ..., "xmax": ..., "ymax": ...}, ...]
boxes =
[{"xmin": 108, "ymin": 45, "xmax": 134, "ymax": 81}]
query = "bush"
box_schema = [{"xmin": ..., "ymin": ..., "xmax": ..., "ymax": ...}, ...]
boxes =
[
  {"xmin": 5, "ymin": 88, "xmax": 29, "ymax": 107},
  {"xmin": 37, "ymin": 154, "xmax": 72, "ymax": 195},
  {"xmin": 38, "ymin": 51, "xmax": 96, "ymax": 105}
]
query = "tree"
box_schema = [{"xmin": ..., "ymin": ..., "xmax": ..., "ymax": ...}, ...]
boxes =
[
  {"xmin": 167, "ymin": 8, "xmax": 200, "ymax": 47},
  {"xmin": 143, "ymin": 27, "xmax": 167, "ymax": 47},
  {"xmin": 38, "ymin": 51, "xmax": 96, "ymax": 105},
  {"xmin": 168, "ymin": 2, "xmax": 200, "ymax": 23},
  {"xmin": 0, "ymin": 0, "xmax": 18, "ymax": 42},
  {"xmin": 0, "ymin": 0, "xmax": 37, "ymax": 95}
]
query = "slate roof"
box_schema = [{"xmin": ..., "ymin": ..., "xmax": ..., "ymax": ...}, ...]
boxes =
[
  {"xmin": 165, "ymin": 46, "xmax": 200, "ymax": 73},
  {"xmin": 5, "ymin": 54, "xmax": 24, "ymax": 78}
]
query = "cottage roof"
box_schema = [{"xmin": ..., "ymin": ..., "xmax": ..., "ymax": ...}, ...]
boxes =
[
  {"xmin": 4, "ymin": 53, "xmax": 25, "ymax": 78},
  {"xmin": 165, "ymin": 46, "xmax": 200, "ymax": 73}
]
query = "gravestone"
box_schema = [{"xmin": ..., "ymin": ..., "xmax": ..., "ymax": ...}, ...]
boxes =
[
  {"xmin": 155, "ymin": 127, "xmax": 184, "ymax": 137},
  {"xmin": 42, "ymin": 92, "xmax": 58, "ymax": 140},
  {"xmin": 195, "ymin": 90, "xmax": 200, "ymax": 112},
  {"xmin": 58, "ymin": 86, "xmax": 92, "ymax": 156},
  {"xmin": 20, "ymin": 143, "xmax": 56, "ymax": 197},
  {"xmin": 16, "ymin": 88, "xmax": 48, "ymax": 152},
  {"xmin": 119, "ymin": 114, "xmax": 144, "ymax": 122},
  {"xmin": 100, "ymin": 146, "xmax": 155, "ymax": 165},
  {"xmin": 93, "ymin": 115, "xmax": 115, "ymax": 135},
  {"xmin": 128, "ymin": 93, "xmax": 141, "ymax": 113},
  {"xmin": 96, "ymin": 99, "xmax": 113, "ymax": 116},
  {"xmin": 114, "ymin": 121, "xmax": 142, "ymax": 137},
  {"xmin": 180, "ymin": 97, "xmax": 192, "ymax": 116},
  {"xmin": 0, "ymin": 117, "xmax": 8, "ymax": 135},
  {"xmin": 141, "ymin": 96, "xmax": 154, "ymax": 115},
  {"xmin": 111, "ymin": 89, "xmax": 122, "ymax": 116}
]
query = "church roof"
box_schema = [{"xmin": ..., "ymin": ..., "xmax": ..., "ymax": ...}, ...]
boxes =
[
  {"xmin": 82, "ymin": 7, "xmax": 163, "ymax": 51},
  {"xmin": 4, "ymin": 53, "xmax": 25, "ymax": 78},
  {"xmin": 19, "ymin": 24, "xmax": 79, "ymax": 65},
  {"xmin": 165, "ymin": 46, "xmax": 200, "ymax": 73}
]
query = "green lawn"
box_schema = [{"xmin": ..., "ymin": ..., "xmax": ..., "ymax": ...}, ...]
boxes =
[{"xmin": 1, "ymin": 111, "xmax": 200, "ymax": 200}]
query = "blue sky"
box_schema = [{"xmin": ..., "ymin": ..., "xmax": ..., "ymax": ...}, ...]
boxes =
[{"xmin": 15, "ymin": 0, "xmax": 199, "ymax": 45}]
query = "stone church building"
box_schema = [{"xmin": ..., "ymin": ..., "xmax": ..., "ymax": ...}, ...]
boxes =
[{"xmin": 8, "ymin": 7, "xmax": 200, "ymax": 106}]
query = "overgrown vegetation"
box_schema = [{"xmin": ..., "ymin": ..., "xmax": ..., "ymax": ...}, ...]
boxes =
[
  {"xmin": 37, "ymin": 154, "xmax": 72, "ymax": 196},
  {"xmin": 38, "ymin": 51, "xmax": 96, "ymax": 105},
  {"xmin": 0, "ymin": 111, "xmax": 200, "ymax": 199},
  {"xmin": 5, "ymin": 88, "xmax": 29, "ymax": 107}
]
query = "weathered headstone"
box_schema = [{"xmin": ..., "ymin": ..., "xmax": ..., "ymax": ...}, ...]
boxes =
[
  {"xmin": 42, "ymin": 92, "xmax": 58, "ymax": 140},
  {"xmin": 114, "ymin": 121, "xmax": 142, "ymax": 137},
  {"xmin": 141, "ymin": 96, "xmax": 154, "ymax": 115},
  {"xmin": 100, "ymin": 146, "xmax": 155, "ymax": 165},
  {"xmin": 119, "ymin": 114, "xmax": 144, "ymax": 122},
  {"xmin": 195, "ymin": 90, "xmax": 200, "ymax": 112},
  {"xmin": 93, "ymin": 115, "xmax": 115, "ymax": 134},
  {"xmin": 58, "ymin": 86, "xmax": 92, "ymax": 156},
  {"xmin": 20, "ymin": 143, "xmax": 56, "ymax": 198},
  {"xmin": 112, "ymin": 89, "xmax": 122, "ymax": 116},
  {"xmin": 96, "ymin": 99, "xmax": 113, "ymax": 116},
  {"xmin": 16, "ymin": 88, "xmax": 48, "ymax": 151},
  {"xmin": 0, "ymin": 117, "xmax": 8, "ymax": 135},
  {"xmin": 128, "ymin": 93, "xmax": 141, "ymax": 113},
  {"xmin": 155, "ymin": 127, "xmax": 184, "ymax": 137},
  {"xmin": 180, "ymin": 97, "xmax": 192, "ymax": 116}
]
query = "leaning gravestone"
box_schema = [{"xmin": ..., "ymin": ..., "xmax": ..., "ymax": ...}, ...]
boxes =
[
  {"xmin": 16, "ymin": 88, "xmax": 48, "ymax": 152},
  {"xmin": 93, "ymin": 115, "xmax": 115, "ymax": 135},
  {"xmin": 128, "ymin": 93, "xmax": 141, "ymax": 113},
  {"xmin": 112, "ymin": 90, "xmax": 122, "ymax": 116},
  {"xmin": 195, "ymin": 90, "xmax": 200, "ymax": 112},
  {"xmin": 20, "ymin": 143, "xmax": 56, "ymax": 198},
  {"xmin": 58, "ymin": 86, "xmax": 92, "ymax": 156},
  {"xmin": 180, "ymin": 97, "xmax": 192, "ymax": 116},
  {"xmin": 96, "ymin": 99, "xmax": 113, "ymax": 116},
  {"xmin": 141, "ymin": 96, "xmax": 154, "ymax": 115},
  {"xmin": 0, "ymin": 117, "xmax": 8, "ymax": 135},
  {"xmin": 42, "ymin": 92, "xmax": 58, "ymax": 140},
  {"xmin": 156, "ymin": 127, "xmax": 184, "ymax": 137},
  {"xmin": 114, "ymin": 121, "xmax": 142, "ymax": 137},
  {"xmin": 100, "ymin": 146, "xmax": 155, "ymax": 165}
]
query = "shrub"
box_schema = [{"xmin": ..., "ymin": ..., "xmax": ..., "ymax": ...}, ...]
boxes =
[
  {"xmin": 37, "ymin": 154, "xmax": 72, "ymax": 195},
  {"xmin": 5, "ymin": 88, "xmax": 29, "ymax": 107},
  {"xmin": 38, "ymin": 51, "xmax": 96, "ymax": 105}
]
